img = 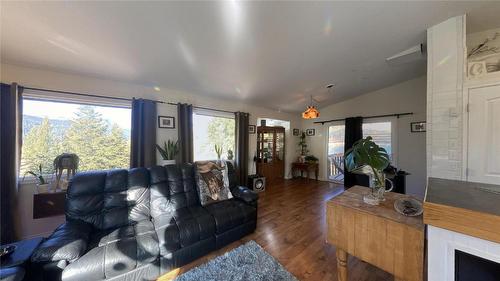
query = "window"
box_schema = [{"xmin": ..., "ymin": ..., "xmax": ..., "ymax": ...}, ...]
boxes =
[
  {"xmin": 193, "ymin": 110, "xmax": 235, "ymax": 161},
  {"xmin": 362, "ymin": 120, "xmax": 396, "ymax": 164},
  {"xmin": 21, "ymin": 98, "xmax": 131, "ymax": 176}
]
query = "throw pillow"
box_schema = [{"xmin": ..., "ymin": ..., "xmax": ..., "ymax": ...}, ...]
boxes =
[{"xmin": 195, "ymin": 160, "xmax": 233, "ymax": 206}]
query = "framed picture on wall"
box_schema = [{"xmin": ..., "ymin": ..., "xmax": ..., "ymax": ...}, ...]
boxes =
[
  {"xmin": 293, "ymin": 128, "xmax": 300, "ymax": 136},
  {"xmin": 158, "ymin": 116, "xmax": 175, "ymax": 129},
  {"xmin": 306, "ymin": 129, "xmax": 315, "ymax": 136},
  {"xmin": 411, "ymin": 121, "xmax": 426, "ymax": 132},
  {"xmin": 249, "ymin": 125, "xmax": 256, "ymax": 134}
]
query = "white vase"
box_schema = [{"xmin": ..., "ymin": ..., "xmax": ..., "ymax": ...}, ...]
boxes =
[
  {"xmin": 161, "ymin": 159, "xmax": 176, "ymax": 166},
  {"xmin": 37, "ymin": 183, "xmax": 50, "ymax": 194}
]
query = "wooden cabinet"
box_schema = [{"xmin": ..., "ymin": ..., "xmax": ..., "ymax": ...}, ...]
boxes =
[
  {"xmin": 33, "ymin": 191, "xmax": 66, "ymax": 219},
  {"xmin": 256, "ymin": 126, "xmax": 285, "ymax": 184},
  {"xmin": 327, "ymin": 186, "xmax": 424, "ymax": 281}
]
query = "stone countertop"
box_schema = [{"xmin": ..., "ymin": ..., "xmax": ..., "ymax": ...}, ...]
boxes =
[{"xmin": 425, "ymin": 177, "xmax": 500, "ymax": 217}]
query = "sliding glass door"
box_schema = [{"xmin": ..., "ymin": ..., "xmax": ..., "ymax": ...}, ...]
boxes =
[{"xmin": 327, "ymin": 124, "xmax": 345, "ymax": 183}]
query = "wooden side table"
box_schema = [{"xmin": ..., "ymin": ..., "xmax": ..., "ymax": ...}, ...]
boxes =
[
  {"xmin": 291, "ymin": 162, "xmax": 319, "ymax": 180},
  {"xmin": 326, "ymin": 186, "xmax": 424, "ymax": 281}
]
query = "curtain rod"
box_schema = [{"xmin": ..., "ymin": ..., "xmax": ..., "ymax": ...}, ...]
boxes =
[
  {"xmin": 313, "ymin": 112, "xmax": 413, "ymax": 125},
  {"xmin": 22, "ymin": 86, "xmax": 237, "ymax": 114}
]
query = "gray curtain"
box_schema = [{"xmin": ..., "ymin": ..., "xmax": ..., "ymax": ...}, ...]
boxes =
[
  {"xmin": 177, "ymin": 103, "xmax": 193, "ymax": 163},
  {"xmin": 130, "ymin": 98, "xmax": 157, "ymax": 168},
  {"xmin": 235, "ymin": 112, "xmax": 249, "ymax": 186},
  {"xmin": 344, "ymin": 116, "xmax": 363, "ymax": 188},
  {"xmin": 1, "ymin": 83, "xmax": 23, "ymax": 243}
]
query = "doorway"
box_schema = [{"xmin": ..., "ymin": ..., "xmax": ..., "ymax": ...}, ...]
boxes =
[{"xmin": 327, "ymin": 124, "xmax": 345, "ymax": 183}]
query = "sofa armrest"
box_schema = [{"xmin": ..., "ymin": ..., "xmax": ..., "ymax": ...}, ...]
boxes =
[
  {"xmin": 231, "ymin": 186, "xmax": 258, "ymax": 204},
  {"xmin": 31, "ymin": 220, "xmax": 92, "ymax": 264}
]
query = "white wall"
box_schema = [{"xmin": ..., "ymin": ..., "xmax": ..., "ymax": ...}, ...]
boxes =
[
  {"xmin": 1, "ymin": 63, "xmax": 302, "ymax": 239},
  {"xmin": 301, "ymin": 76, "xmax": 427, "ymax": 198}
]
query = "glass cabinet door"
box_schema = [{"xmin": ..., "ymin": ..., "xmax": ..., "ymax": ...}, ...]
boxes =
[{"xmin": 276, "ymin": 131, "xmax": 284, "ymax": 161}]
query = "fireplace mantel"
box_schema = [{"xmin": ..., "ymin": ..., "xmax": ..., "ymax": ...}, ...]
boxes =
[
  {"xmin": 424, "ymin": 178, "xmax": 500, "ymax": 281},
  {"xmin": 423, "ymin": 177, "xmax": 500, "ymax": 243}
]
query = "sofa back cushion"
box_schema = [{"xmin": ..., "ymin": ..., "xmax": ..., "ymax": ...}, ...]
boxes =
[
  {"xmin": 66, "ymin": 168, "xmax": 150, "ymax": 230},
  {"xmin": 149, "ymin": 164, "xmax": 199, "ymax": 219}
]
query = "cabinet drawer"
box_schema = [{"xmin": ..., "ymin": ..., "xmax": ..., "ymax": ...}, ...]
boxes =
[{"xmin": 33, "ymin": 192, "xmax": 66, "ymax": 219}]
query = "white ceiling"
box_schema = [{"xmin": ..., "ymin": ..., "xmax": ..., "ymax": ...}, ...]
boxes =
[{"xmin": 2, "ymin": 1, "xmax": 500, "ymax": 112}]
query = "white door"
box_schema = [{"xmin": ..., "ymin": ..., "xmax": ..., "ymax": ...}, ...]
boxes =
[
  {"xmin": 468, "ymin": 84, "xmax": 500, "ymax": 184},
  {"xmin": 327, "ymin": 124, "xmax": 345, "ymax": 183}
]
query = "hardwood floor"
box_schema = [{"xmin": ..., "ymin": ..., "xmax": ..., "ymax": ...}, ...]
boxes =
[{"xmin": 158, "ymin": 179, "xmax": 393, "ymax": 281}]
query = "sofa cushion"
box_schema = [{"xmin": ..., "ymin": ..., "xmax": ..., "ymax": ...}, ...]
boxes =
[
  {"xmin": 154, "ymin": 206, "xmax": 215, "ymax": 256},
  {"xmin": 149, "ymin": 164, "xmax": 199, "ymax": 220},
  {"xmin": 62, "ymin": 221, "xmax": 159, "ymax": 281},
  {"xmin": 194, "ymin": 160, "xmax": 233, "ymax": 206},
  {"xmin": 66, "ymin": 168, "xmax": 150, "ymax": 230},
  {"xmin": 204, "ymin": 199, "xmax": 257, "ymax": 234}
]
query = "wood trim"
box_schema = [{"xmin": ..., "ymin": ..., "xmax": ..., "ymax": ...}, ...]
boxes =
[{"xmin": 423, "ymin": 201, "xmax": 500, "ymax": 243}]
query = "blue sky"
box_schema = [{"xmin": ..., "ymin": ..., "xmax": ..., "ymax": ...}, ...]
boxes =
[{"xmin": 23, "ymin": 99, "xmax": 131, "ymax": 130}]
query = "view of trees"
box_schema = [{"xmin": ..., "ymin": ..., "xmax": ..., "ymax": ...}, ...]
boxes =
[
  {"xmin": 21, "ymin": 105, "xmax": 130, "ymax": 175},
  {"xmin": 193, "ymin": 114, "xmax": 235, "ymax": 161},
  {"xmin": 205, "ymin": 117, "xmax": 235, "ymax": 158}
]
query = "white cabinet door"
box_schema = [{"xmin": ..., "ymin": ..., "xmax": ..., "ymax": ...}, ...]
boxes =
[{"xmin": 468, "ymin": 84, "xmax": 500, "ymax": 184}]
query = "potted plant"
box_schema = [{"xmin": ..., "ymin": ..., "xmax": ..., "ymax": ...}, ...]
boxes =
[
  {"xmin": 227, "ymin": 149, "xmax": 234, "ymax": 160},
  {"xmin": 344, "ymin": 136, "xmax": 393, "ymax": 205},
  {"xmin": 305, "ymin": 155, "xmax": 319, "ymax": 163},
  {"xmin": 214, "ymin": 144, "xmax": 223, "ymax": 160},
  {"xmin": 298, "ymin": 132, "xmax": 308, "ymax": 162},
  {"xmin": 24, "ymin": 164, "xmax": 50, "ymax": 193},
  {"xmin": 156, "ymin": 140, "xmax": 179, "ymax": 166}
]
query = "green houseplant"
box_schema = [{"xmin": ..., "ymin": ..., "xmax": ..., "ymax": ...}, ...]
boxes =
[
  {"xmin": 23, "ymin": 164, "xmax": 50, "ymax": 193},
  {"xmin": 298, "ymin": 132, "xmax": 308, "ymax": 156},
  {"xmin": 214, "ymin": 144, "xmax": 223, "ymax": 160},
  {"xmin": 156, "ymin": 140, "xmax": 179, "ymax": 165},
  {"xmin": 344, "ymin": 136, "xmax": 393, "ymax": 205},
  {"xmin": 305, "ymin": 155, "xmax": 319, "ymax": 163},
  {"xmin": 227, "ymin": 149, "xmax": 234, "ymax": 160}
]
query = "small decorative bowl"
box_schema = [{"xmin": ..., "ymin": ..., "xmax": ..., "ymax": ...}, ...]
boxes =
[
  {"xmin": 0, "ymin": 245, "xmax": 16, "ymax": 258},
  {"xmin": 394, "ymin": 198, "xmax": 423, "ymax": 217}
]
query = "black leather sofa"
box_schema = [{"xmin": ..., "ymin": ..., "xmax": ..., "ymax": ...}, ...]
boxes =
[{"xmin": 31, "ymin": 162, "xmax": 258, "ymax": 281}]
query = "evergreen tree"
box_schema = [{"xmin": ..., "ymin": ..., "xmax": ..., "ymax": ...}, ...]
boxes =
[
  {"xmin": 21, "ymin": 105, "xmax": 131, "ymax": 175},
  {"xmin": 21, "ymin": 117, "xmax": 57, "ymax": 175},
  {"xmin": 62, "ymin": 106, "xmax": 109, "ymax": 171},
  {"xmin": 105, "ymin": 124, "xmax": 130, "ymax": 169},
  {"xmin": 206, "ymin": 117, "xmax": 235, "ymax": 158}
]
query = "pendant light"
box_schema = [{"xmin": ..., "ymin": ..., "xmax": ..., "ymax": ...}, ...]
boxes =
[{"xmin": 302, "ymin": 95, "xmax": 320, "ymax": 119}]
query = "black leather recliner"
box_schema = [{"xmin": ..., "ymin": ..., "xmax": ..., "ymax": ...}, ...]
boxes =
[{"xmin": 31, "ymin": 162, "xmax": 258, "ymax": 281}]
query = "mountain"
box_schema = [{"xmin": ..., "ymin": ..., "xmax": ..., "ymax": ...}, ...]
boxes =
[
  {"xmin": 23, "ymin": 115, "xmax": 72, "ymax": 140},
  {"xmin": 23, "ymin": 115, "xmax": 130, "ymax": 139}
]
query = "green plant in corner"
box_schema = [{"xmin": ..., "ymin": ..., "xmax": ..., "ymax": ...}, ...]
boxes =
[
  {"xmin": 227, "ymin": 149, "xmax": 234, "ymax": 160},
  {"xmin": 23, "ymin": 164, "xmax": 47, "ymax": 185},
  {"xmin": 214, "ymin": 144, "xmax": 223, "ymax": 160},
  {"xmin": 298, "ymin": 132, "xmax": 308, "ymax": 155},
  {"xmin": 156, "ymin": 140, "xmax": 179, "ymax": 160},
  {"xmin": 344, "ymin": 136, "xmax": 390, "ymax": 188},
  {"xmin": 305, "ymin": 155, "xmax": 319, "ymax": 163}
]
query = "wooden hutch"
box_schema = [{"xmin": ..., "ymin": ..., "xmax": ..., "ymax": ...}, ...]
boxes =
[{"xmin": 256, "ymin": 126, "xmax": 285, "ymax": 184}]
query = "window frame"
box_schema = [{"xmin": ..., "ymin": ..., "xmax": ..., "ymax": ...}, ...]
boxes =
[
  {"xmin": 362, "ymin": 117, "xmax": 398, "ymax": 166},
  {"xmin": 19, "ymin": 91, "xmax": 132, "ymax": 182}
]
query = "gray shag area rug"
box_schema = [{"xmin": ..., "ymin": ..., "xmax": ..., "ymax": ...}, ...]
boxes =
[{"xmin": 174, "ymin": 241, "xmax": 298, "ymax": 281}]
